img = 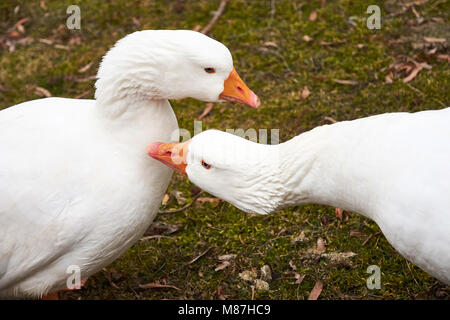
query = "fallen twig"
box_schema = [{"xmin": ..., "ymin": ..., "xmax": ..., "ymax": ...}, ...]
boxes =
[
  {"xmin": 199, "ymin": 103, "xmax": 213, "ymax": 120},
  {"xmin": 140, "ymin": 235, "xmax": 173, "ymax": 242},
  {"xmin": 308, "ymin": 280, "xmax": 323, "ymax": 300},
  {"xmin": 324, "ymin": 116, "xmax": 337, "ymax": 124},
  {"xmin": 74, "ymin": 89, "xmax": 92, "ymax": 99},
  {"xmin": 332, "ymin": 78, "xmax": 358, "ymax": 85},
  {"xmin": 158, "ymin": 191, "xmax": 204, "ymax": 214},
  {"xmin": 139, "ymin": 282, "xmax": 180, "ymax": 291},
  {"xmin": 200, "ymin": 0, "xmax": 228, "ymax": 34},
  {"xmin": 188, "ymin": 247, "xmax": 212, "ymax": 265},
  {"xmin": 362, "ymin": 231, "xmax": 381, "ymax": 246},
  {"xmin": 268, "ymin": 0, "xmax": 276, "ymax": 27}
]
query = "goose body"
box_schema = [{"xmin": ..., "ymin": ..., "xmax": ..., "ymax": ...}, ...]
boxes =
[
  {"xmin": 0, "ymin": 98, "xmax": 177, "ymax": 298},
  {"xmin": 0, "ymin": 30, "xmax": 259, "ymax": 298},
  {"xmin": 149, "ymin": 108, "xmax": 450, "ymax": 284}
]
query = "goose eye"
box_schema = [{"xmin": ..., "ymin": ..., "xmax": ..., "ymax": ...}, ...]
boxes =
[
  {"xmin": 204, "ymin": 67, "xmax": 216, "ymax": 74},
  {"xmin": 201, "ymin": 160, "xmax": 212, "ymax": 169}
]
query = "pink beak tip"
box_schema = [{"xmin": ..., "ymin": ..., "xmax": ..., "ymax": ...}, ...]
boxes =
[
  {"xmin": 146, "ymin": 142, "xmax": 163, "ymax": 157},
  {"xmin": 250, "ymin": 91, "xmax": 261, "ymax": 109}
]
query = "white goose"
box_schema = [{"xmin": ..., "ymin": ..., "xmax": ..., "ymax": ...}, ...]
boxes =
[
  {"xmin": 148, "ymin": 108, "xmax": 450, "ymax": 285},
  {"xmin": 0, "ymin": 30, "xmax": 259, "ymax": 299}
]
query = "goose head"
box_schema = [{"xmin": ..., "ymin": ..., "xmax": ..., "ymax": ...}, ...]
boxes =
[
  {"xmin": 147, "ymin": 130, "xmax": 283, "ymax": 215},
  {"xmin": 95, "ymin": 30, "xmax": 260, "ymax": 108}
]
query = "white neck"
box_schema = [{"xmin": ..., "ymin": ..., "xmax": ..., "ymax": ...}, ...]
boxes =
[
  {"xmin": 275, "ymin": 122, "xmax": 379, "ymax": 220},
  {"xmin": 93, "ymin": 97, "xmax": 178, "ymax": 155}
]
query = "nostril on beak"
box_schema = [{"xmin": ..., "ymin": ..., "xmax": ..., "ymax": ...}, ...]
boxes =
[{"xmin": 236, "ymin": 86, "xmax": 244, "ymax": 94}]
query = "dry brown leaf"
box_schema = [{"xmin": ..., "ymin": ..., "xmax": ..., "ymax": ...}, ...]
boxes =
[
  {"xmin": 295, "ymin": 273, "xmax": 305, "ymax": 284},
  {"xmin": 239, "ymin": 270, "xmax": 257, "ymax": 282},
  {"xmin": 403, "ymin": 0, "xmax": 428, "ymax": 8},
  {"xmin": 254, "ymin": 279, "xmax": 269, "ymax": 291},
  {"xmin": 332, "ymin": 79, "xmax": 358, "ymax": 85},
  {"xmin": 350, "ymin": 230, "xmax": 367, "ymax": 238},
  {"xmin": 78, "ymin": 62, "xmax": 93, "ymax": 73},
  {"xmin": 263, "ymin": 41, "xmax": 278, "ymax": 48},
  {"xmin": 292, "ymin": 231, "xmax": 307, "ymax": 243},
  {"xmin": 436, "ymin": 54, "xmax": 450, "ymax": 62},
  {"xmin": 218, "ymin": 254, "xmax": 236, "ymax": 261},
  {"xmin": 7, "ymin": 30, "xmax": 21, "ymax": 39},
  {"xmin": 14, "ymin": 17, "xmax": 30, "ymax": 33},
  {"xmin": 302, "ymin": 35, "xmax": 312, "ymax": 42},
  {"xmin": 68, "ymin": 37, "xmax": 82, "ymax": 46},
  {"xmin": 416, "ymin": 61, "xmax": 432, "ymax": 70},
  {"xmin": 197, "ymin": 197, "xmax": 220, "ymax": 203},
  {"xmin": 426, "ymin": 47, "xmax": 438, "ymax": 55},
  {"xmin": 423, "ymin": 37, "xmax": 446, "ymax": 43},
  {"xmin": 276, "ymin": 227, "xmax": 287, "ymax": 237},
  {"xmin": 260, "ymin": 265, "xmax": 272, "ymax": 282},
  {"xmin": 403, "ymin": 66, "xmax": 422, "ymax": 83},
  {"xmin": 215, "ymin": 261, "xmax": 231, "ymax": 271},
  {"xmin": 54, "ymin": 44, "xmax": 69, "ymax": 50},
  {"xmin": 39, "ymin": 38, "xmax": 54, "ymax": 45},
  {"xmin": 324, "ymin": 116, "xmax": 337, "ymax": 123},
  {"xmin": 308, "ymin": 280, "xmax": 323, "ymax": 300},
  {"xmin": 301, "ymin": 86, "xmax": 311, "ymax": 99},
  {"xmin": 216, "ymin": 285, "xmax": 231, "ymax": 300},
  {"xmin": 322, "ymin": 252, "xmax": 357, "ymax": 266},
  {"xmin": 171, "ymin": 191, "xmax": 186, "ymax": 205},
  {"xmin": 199, "ymin": 102, "xmax": 213, "ymax": 120},
  {"xmin": 335, "ymin": 208, "xmax": 343, "ymax": 220},
  {"xmin": 161, "ymin": 193, "xmax": 170, "ymax": 206},
  {"xmin": 16, "ymin": 24, "xmax": 25, "ymax": 34},
  {"xmin": 69, "ymin": 75, "xmax": 97, "ymax": 83},
  {"xmin": 309, "ymin": 11, "xmax": 318, "ymax": 21},
  {"xmin": 411, "ymin": 6, "xmax": 421, "ymax": 20},
  {"xmin": 431, "ymin": 17, "xmax": 444, "ymax": 24},
  {"xmin": 385, "ymin": 72, "xmax": 394, "ymax": 84},
  {"xmin": 320, "ymin": 216, "xmax": 330, "ymax": 226},
  {"xmin": 132, "ymin": 17, "xmax": 141, "ymax": 28},
  {"xmin": 289, "ymin": 259, "xmax": 297, "ymax": 271},
  {"xmin": 35, "ymin": 86, "xmax": 51, "ymax": 97},
  {"xmin": 395, "ymin": 63, "xmax": 413, "ymax": 73},
  {"xmin": 16, "ymin": 37, "xmax": 33, "ymax": 45},
  {"xmin": 139, "ymin": 282, "xmax": 180, "ymax": 290},
  {"xmin": 317, "ymin": 237, "xmax": 326, "ymax": 253}
]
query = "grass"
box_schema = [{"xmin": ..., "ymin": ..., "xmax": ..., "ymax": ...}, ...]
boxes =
[{"xmin": 1, "ymin": 0, "xmax": 449, "ymax": 299}]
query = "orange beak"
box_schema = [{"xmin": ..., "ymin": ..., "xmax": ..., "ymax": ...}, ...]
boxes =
[
  {"xmin": 219, "ymin": 67, "xmax": 260, "ymax": 108},
  {"xmin": 147, "ymin": 140, "xmax": 191, "ymax": 175}
]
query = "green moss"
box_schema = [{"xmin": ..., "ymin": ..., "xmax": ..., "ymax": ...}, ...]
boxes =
[{"xmin": 1, "ymin": 0, "xmax": 448, "ymax": 299}]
